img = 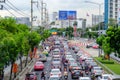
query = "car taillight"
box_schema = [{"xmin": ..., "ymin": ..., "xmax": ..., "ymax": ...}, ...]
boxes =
[
  {"xmin": 94, "ymin": 71, "xmax": 96, "ymax": 73},
  {"xmin": 72, "ymin": 72, "xmax": 74, "ymax": 74},
  {"xmin": 76, "ymin": 67, "xmax": 78, "ymax": 69},
  {"xmin": 59, "ymin": 73, "xmax": 61, "ymax": 76},
  {"xmin": 50, "ymin": 74, "xmax": 53, "ymax": 76}
]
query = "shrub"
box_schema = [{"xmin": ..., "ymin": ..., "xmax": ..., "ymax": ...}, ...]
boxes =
[
  {"xmin": 95, "ymin": 57, "xmax": 114, "ymax": 64},
  {"xmin": 100, "ymin": 60, "xmax": 114, "ymax": 64}
]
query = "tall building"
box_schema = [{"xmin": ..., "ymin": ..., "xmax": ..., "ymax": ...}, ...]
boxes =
[
  {"xmin": 52, "ymin": 12, "xmax": 58, "ymax": 22},
  {"xmin": 104, "ymin": 0, "xmax": 120, "ymax": 29},
  {"xmin": 92, "ymin": 14, "xmax": 104, "ymax": 26}
]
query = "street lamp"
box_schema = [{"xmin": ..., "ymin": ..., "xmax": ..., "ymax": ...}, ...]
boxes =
[
  {"xmin": 85, "ymin": 1, "xmax": 103, "ymax": 57},
  {"xmin": 85, "ymin": 1, "xmax": 103, "ymax": 31}
]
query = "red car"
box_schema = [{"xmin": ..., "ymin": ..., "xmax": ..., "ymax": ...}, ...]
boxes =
[
  {"xmin": 34, "ymin": 61, "xmax": 44, "ymax": 70},
  {"xmin": 92, "ymin": 44, "xmax": 99, "ymax": 49},
  {"xmin": 25, "ymin": 72, "xmax": 37, "ymax": 80}
]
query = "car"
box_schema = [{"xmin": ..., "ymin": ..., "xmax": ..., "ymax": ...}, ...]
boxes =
[
  {"xmin": 53, "ymin": 49, "xmax": 60, "ymax": 55},
  {"xmin": 50, "ymin": 69, "xmax": 62, "ymax": 78},
  {"xmin": 49, "ymin": 75, "xmax": 60, "ymax": 80},
  {"xmin": 98, "ymin": 74, "xmax": 111, "ymax": 80},
  {"xmin": 88, "ymin": 62, "xmax": 98, "ymax": 70},
  {"xmin": 79, "ymin": 77, "xmax": 91, "ymax": 80},
  {"xmin": 92, "ymin": 44, "xmax": 99, "ymax": 49},
  {"xmin": 86, "ymin": 43, "xmax": 94, "ymax": 48},
  {"xmin": 71, "ymin": 70, "xmax": 81, "ymax": 79},
  {"xmin": 25, "ymin": 72, "xmax": 37, "ymax": 80},
  {"xmin": 51, "ymin": 58, "xmax": 61, "ymax": 69},
  {"xmin": 34, "ymin": 61, "xmax": 44, "ymax": 70},
  {"xmin": 69, "ymin": 63, "xmax": 78, "ymax": 71},
  {"xmin": 92, "ymin": 67, "xmax": 103, "ymax": 76},
  {"xmin": 39, "ymin": 54, "xmax": 47, "ymax": 62},
  {"xmin": 65, "ymin": 55, "xmax": 73, "ymax": 60},
  {"xmin": 68, "ymin": 58, "xmax": 76, "ymax": 64},
  {"xmin": 52, "ymin": 54, "xmax": 61, "ymax": 58},
  {"xmin": 74, "ymin": 47, "xmax": 80, "ymax": 53},
  {"xmin": 108, "ymin": 75, "xmax": 120, "ymax": 80}
]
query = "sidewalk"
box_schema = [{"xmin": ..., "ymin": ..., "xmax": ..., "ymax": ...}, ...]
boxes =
[
  {"xmin": 4, "ymin": 56, "xmax": 31, "ymax": 80},
  {"xmin": 14, "ymin": 48, "xmax": 41, "ymax": 80},
  {"xmin": 4, "ymin": 56, "xmax": 27, "ymax": 75}
]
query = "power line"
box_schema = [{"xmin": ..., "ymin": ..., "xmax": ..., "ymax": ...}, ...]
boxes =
[
  {"xmin": 4, "ymin": 2, "xmax": 27, "ymax": 17},
  {"xmin": 3, "ymin": 6, "xmax": 17, "ymax": 17},
  {"xmin": 7, "ymin": 0, "xmax": 30, "ymax": 17}
]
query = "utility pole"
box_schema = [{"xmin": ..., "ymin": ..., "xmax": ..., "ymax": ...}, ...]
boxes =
[
  {"xmin": 0, "ymin": 0, "xmax": 5, "ymax": 10},
  {"xmin": 31, "ymin": 0, "xmax": 33, "ymax": 31},
  {"xmin": 41, "ymin": 0, "xmax": 43, "ymax": 26}
]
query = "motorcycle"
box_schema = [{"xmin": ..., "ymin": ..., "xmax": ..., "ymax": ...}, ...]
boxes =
[
  {"xmin": 41, "ymin": 76, "xmax": 45, "ymax": 80},
  {"xmin": 64, "ymin": 75, "xmax": 68, "ymax": 79}
]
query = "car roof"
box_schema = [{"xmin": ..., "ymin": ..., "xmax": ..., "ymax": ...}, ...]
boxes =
[
  {"xmin": 79, "ymin": 77, "xmax": 90, "ymax": 79},
  {"xmin": 51, "ymin": 69, "xmax": 60, "ymax": 71}
]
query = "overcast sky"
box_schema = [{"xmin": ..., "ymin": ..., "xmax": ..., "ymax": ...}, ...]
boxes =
[{"xmin": 0, "ymin": 0, "xmax": 104, "ymax": 26}]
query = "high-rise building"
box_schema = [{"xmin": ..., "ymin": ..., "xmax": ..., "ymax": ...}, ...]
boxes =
[
  {"xmin": 52, "ymin": 12, "xmax": 58, "ymax": 22},
  {"xmin": 92, "ymin": 14, "xmax": 104, "ymax": 26},
  {"xmin": 104, "ymin": 0, "xmax": 120, "ymax": 29}
]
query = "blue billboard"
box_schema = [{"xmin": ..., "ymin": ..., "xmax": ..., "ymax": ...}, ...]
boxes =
[
  {"xmin": 59, "ymin": 10, "xmax": 77, "ymax": 20},
  {"xmin": 67, "ymin": 11, "xmax": 77, "ymax": 20},
  {"xmin": 59, "ymin": 11, "xmax": 68, "ymax": 20}
]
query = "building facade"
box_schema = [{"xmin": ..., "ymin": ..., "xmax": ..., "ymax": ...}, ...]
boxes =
[
  {"xmin": 92, "ymin": 14, "xmax": 104, "ymax": 26},
  {"xmin": 52, "ymin": 12, "xmax": 58, "ymax": 22},
  {"xmin": 15, "ymin": 17, "xmax": 31, "ymax": 26},
  {"xmin": 104, "ymin": 0, "xmax": 120, "ymax": 29}
]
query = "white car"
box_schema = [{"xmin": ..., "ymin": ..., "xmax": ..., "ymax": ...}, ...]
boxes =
[
  {"xmin": 65, "ymin": 55, "xmax": 73, "ymax": 60},
  {"xmin": 92, "ymin": 67, "xmax": 103, "ymax": 76},
  {"xmin": 49, "ymin": 75, "xmax": 60, "ymax": 80},
  {"xmin": 79, "ymin": 77, "xmax": 91, "ymax": 80},
  {"xmin": 50, "ymin": 69, "xmax": 62, "ymax": 78},
  {"xmin": 98, "ymin": 74, "xmax": 112, "ymax": 80}
]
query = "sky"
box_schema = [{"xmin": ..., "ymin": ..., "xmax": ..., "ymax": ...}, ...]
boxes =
[{"xmin": 0, "ymin": 0, "xmax": 104, "ymax": 26}]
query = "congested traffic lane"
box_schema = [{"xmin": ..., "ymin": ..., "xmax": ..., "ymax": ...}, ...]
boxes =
[
  {"xmin": 27, "ymin": 37, "xmax": 104, "ymax": 80},
  {"xmin": 31, "ymin": 56, "xmax": 52, "ymax": 80}
]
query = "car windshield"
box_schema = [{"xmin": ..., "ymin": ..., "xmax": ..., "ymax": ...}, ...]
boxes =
[
  {"xmin": 49, "ymin": 78, "xmax": 59, "ymax": 80},
  {"xmin": 26, "ymin": 74, "xmax": 34, "ymax": 77},
  {"xmin": 70, "ymin": 63, "xmax": 78, "ymax": 66},
  {"xmin": 53, "ymin": 58, "xmax": 60, "ymax": 61},
  {"xmin": 51, "ymin": 70, "xmax": 60, "ymax": 73},
  {"xmin": 103, "ymin": 76, "xmax": 108, "ymax": 79},
  {"xmin": 36, "ymin": 62, "xmax": 42, "ymax": 65},
  {"xmin": 94, "ymin": 67, "xmax": 102, "ymax": 70}
]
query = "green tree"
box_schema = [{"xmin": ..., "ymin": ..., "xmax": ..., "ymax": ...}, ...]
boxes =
[
  {"xmin": 102, "ymin": 37, "xmax": 113, "ymax": 59},
  {"xmin": 28, "ymin": 31, "xmax": 41, "ymax": 59}
]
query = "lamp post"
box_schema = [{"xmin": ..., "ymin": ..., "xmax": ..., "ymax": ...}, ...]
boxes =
[
  {"xmin": 85, "ymin": 1, "xmax": 103, "ymax": 57},
  {"xmin": 85, "ymin": 1, "xmax": 103, "ymax": 31}
]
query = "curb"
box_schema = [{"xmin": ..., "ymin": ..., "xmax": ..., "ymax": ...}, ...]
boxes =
[
  {"xmin": 80, "ymin": 47, "xmax": 116, "ymax": 75},
  {"xmin": 93, "ymin": 58, "xmax": 116, "ymax": 75}
]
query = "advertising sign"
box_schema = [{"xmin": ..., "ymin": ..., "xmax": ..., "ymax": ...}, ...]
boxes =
[
  {"xmin": 67, "ymin": 11, "xmax": 77, "ymax": 20},
  {"xmin": 59, "ymin": 11, "xmax": 68, "ymax": 20},
  {"xmin": 59, "ymin": 10, "xmax": 77, "ymax": 20}
]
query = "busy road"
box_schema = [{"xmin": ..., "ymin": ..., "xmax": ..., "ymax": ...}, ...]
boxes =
[{"xmin": 25, "ymin": 36, "xmax": 113, "ymax": 80}]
